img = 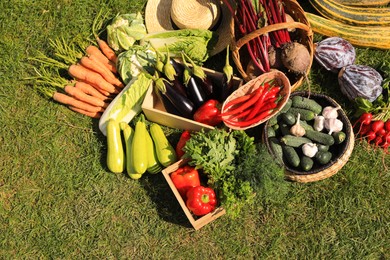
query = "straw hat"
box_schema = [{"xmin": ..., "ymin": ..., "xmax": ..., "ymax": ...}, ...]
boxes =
[{"xmin": 145, "ymin": 0, "xmax": 233, "ymax": 57}]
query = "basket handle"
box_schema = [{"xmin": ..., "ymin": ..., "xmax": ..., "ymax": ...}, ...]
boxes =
[{"xmin": 235, "ymin": 21, "xmax": 313, "ymax": 50}]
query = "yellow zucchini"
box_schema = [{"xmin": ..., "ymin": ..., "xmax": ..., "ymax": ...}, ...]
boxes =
[
  {"xmin": 309, "ymin": 0, "xmax": 390, "ymax": 26},
  {"xmin": 120, "ymin": 122, "xmax": 142, "ymax": 180},
  {"xmin": 145, "ymin": 129, "xmax": 162, "ymax": 174},
  {"xmin": 106, "ymin": 119, "xmax": 125, "ymax": 174},
  {"xmin": 306, "ymin": 12, "xmax": 390, "ymax": 50},
  {"xmin": 131, "ymin": 117, "xmax": 148, "ymax": 175},
  {"xmin": 149, "ymin": 123, "xmax": 177, "ymax": 167},
  {"xmin": 333, "ymin": 0, "xmax": 390, "ymax": 6}
]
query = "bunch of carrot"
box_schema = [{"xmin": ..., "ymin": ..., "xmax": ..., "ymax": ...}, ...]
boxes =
[{"xmin": 29, "ymin": 36, "xmax": 124, "ymax": 118}]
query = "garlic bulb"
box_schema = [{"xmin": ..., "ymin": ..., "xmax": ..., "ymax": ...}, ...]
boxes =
[
  {"xmin": 322, "ymin": 106, "xmax": 339, "ymax": 119},
  {"xmin": 314, "ymin": 115, "xmax": 325, "ymax": 131},
  {"xmin": 324, "ymin": 118, "xmax": 343, "ymax": 135},
  {"xmin": 302, "ymin": 143, "xmax": 318, "ymax": 158},
  {"xmin": 290, "ymin": 113, "xmax": 306, "ymax": 137}
]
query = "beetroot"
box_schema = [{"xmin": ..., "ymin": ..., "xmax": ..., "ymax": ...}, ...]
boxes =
[{"xmin": 281, "ymin": 42, "xmax": 311, "ymax": 75}]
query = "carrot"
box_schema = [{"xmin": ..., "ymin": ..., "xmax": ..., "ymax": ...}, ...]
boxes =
[
  {"xmin": 64, "ymin": 85, "xmax": 108, "ymax": 108},
  {"xmin": 85, "ymin": 45, "xmax": 117, "ymax": 73},
  {"xmin": 74, "ymin": 81, "xmax": 110, "ymax": 101},
  {"xmin": 97, "ymin": 38, "xmax": 117, "ymax": 64},
  {"xmin": 68, "ymin": 64, "xmax": 116, "ymax": 94},
  {"xmin": 84, "ymin": 55, "xmax": 124, "ymax": 87},
  {"xmin": 52, "ymin": 92, "xmax": 105, "ymax": 113},
  {"xmin": 68, "ymin": 106, "xmax": 102, "ymax": 118}
]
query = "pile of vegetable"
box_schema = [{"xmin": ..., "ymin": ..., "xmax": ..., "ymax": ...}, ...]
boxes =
[
  {"xmin": 266, "ymin": 95, "xmax": 349, "ymax": 172},
  {"xmin": 181, "ymin": 128, "xmax": 287, "ymax": 218},
  {"xmin": 170, "ymin": 165, "xmax": 217, "ymax": 217},
  {"xmin": 223, "ymin": 0, "xmax": 312, "ymax": 80},
  {"xmin": 314, "ymin": 36, "xmax": 390, "ymax": 152}
]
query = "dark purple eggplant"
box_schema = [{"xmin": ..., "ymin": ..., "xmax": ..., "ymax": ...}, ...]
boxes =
[
  {"xmin": 161, "ymin": 80, "xmax": 195, "ymax": 119},
  {"xmin": 219, "ymin": 73, "xmax": 234, "ymax": 102},
  {"xmin": 186, "ymin": 76, "xmax": 207, "ymax": 109},
  {"xmin": 160, "ymin": 94, "xmax": 182, "ymax": 117},
  {"xmin": 194, "ymin": 75, "xmax": 215, "ymax": 99},
  {"xmin": 170, "ymin": 58, "xmax": 185, "ymax": 79}
]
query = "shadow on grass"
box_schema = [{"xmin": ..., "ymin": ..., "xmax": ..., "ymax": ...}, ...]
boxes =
[{"xmin": 90, "ymin": 119, "xmax": 192, "ymax": 228}]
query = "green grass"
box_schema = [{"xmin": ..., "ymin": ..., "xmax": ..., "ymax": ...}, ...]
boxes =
[{"xmin": 1, "ymin": 0, "xmax": 389, "ymax": 258}]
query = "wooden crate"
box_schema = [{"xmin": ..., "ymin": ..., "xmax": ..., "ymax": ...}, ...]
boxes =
[
  {"xmin": 162, "ymin": 159, "xmax": 226, "ymax": 230},
  {"xmin": 142, "ymin": 67, "xmax": 242, "ymax": 131}
]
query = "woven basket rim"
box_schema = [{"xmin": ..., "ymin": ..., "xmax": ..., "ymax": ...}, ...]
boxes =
[
  {"xmin": 222, "ymin": 70, "xmax": 291, "ymax": 130},
  {"xmin": 263, "ymin": 91, "xmax": 355, "ymax": 183}
]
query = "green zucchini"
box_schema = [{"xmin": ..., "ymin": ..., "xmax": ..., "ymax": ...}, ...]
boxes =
[
  {"xmin": 291, "ymin": 96, "xmax": 322, "ymax": 114},
  {"xmin": 282, "ymin": 145, "xmax": 300, "ymax": 168},
  {"xmin": 305, "ymin": 129, "xmax": 335, "ymax": 146},
  {"xmin": 145, "ymin": 129, "xmax": 163, "ymax": 174},
  {"xmin": 121, "ymin": 122, "xmax": 142, "ymax": 179},
  {"xmin": 131, "ymin": 117, "xmax": 148, "ymax": 174},
  {"xmin": 315, "ymin": 151, "xmax": 333, "ymax": 165},
  {"xmin": 280, "ymin": 135, "xmax": 312, "ymax": 147},
  {"xmin": 332, "ymin": 131, "xmax": 347, "ymax": 144},
  {"xmin": 288, "ymin": 107, "xmax": 316, "ymax": 121},
  {"xmin": 106, "ymin": 119, "xmax": 125, "ymax": 174},
  {"xmin": 149, "ymin": 123, "xmax": 177, "ymax": 167},
  {"xmin": 300, "ymin": 156, "xmax": 314, "ymax": 171}
]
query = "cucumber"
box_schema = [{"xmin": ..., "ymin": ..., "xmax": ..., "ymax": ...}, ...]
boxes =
[
  {"xmin": 300, "ymin": 120, "xmax": 314, "ymax": 131},
  {"xmin": 267, "ymin": 99, "xmax": 293, "ymax": 126},
  {"xmin": 291, "ymin": 96, "xmax": 322, "ymax": 114},
  {"xmin": 315, "ymin": 151, "xmax": 333, "ymax": 165},
  {"xmin": 332, "ymin": 131, "xmax": 346, "ymax": 144},
  {"xmin": 300, "ymin": 156, "xmax": 314, "ymax": 171},
  {"xmin": 281, "ymin": 112, "xmax": 296, "ymax": 126},
  {"xmin": 267, "ymin": 126, "xmax": 276, "ymax": 138},
  {"xmin": 268, "ymin": 137, "xmax": 283, "ymax": 164},
  {"xmin": 282, "ymin": 145, "xmax": 300, "ymax": 168},
  {"xmin": 279, "ymin": 123, "xmax": 291, "ymax": 136},
  {"xmin": 305, "ymin": 129, "xmax": 335, "ymax": 146},
  {"xmin": 288, "ymin": 107, "xmax": 316, "ymax": 121},
  {"xmin": 280, "ymin": 135, "xmax": 312, "ymax": 147},
  {"xmin": 317, "ymin": 144, "xmax": 330, "ymax": 152}
]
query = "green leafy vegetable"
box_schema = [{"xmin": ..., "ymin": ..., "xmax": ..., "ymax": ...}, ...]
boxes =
[
  {"xmin": 98, "ymin": 72, "xmax": 152, "ymax": 136},
  {"xmin": 183, "ymin": 128, "xmax": 287, "ymax": 218},
  {"xmin": 107, "ymin": 12, "xmax": 147, "ymax": 51}
]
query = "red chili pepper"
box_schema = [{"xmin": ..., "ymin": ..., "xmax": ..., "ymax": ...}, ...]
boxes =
[
  {"xmin": 186, "ymin": 186, "xmax": 217, "ymax": 216},
  {"xmin": 175, "ymin": 130, "xmax": 191, "ymax": 158},
  {"xmin": 221, "ymin": 82, "xmax": 265, "ymax": 117},
  {"xmin": 223, "ymin": 90, "xmax": 256, "ymax": 110},
  {"xmin": 193, "ymin": 99, "xmax": 222, "ymax": 126},
  {"xmin": 170, "ymin": 165, "xmax": 201, "ymax": 199},
  {"xmin": 225, "ymin": 108, "xmax": 274, "ymax": 127},
  {"xmin": 245, "ymin": 85, "xmax": 276, "ymax": 120}
]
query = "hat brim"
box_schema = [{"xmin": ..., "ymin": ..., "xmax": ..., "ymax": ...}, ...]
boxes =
[{"xmin": 145, "ymin": 0, "xmax": 233, "ymax": 57}]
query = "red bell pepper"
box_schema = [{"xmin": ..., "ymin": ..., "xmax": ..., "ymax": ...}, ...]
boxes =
[
  {"xmin": 170, "ymin": 165, "xmax": 200, "ymax": 198},
  {"xmin": 186, "ymin": 186, "xmax": 217, "ymax": 216},
  {"xmin": 175, "ymin": 130, "xmax": 191, "ymax": 158},
  {"xmin": 193, "ymin": 99, "xmax": 222, "ymax": 126}
]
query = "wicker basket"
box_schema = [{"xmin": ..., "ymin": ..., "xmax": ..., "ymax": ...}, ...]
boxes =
[
  {"xmin": 230, "ymin": 0, "xmax": 314, "ymax": 91},
  {"xmin": 221, "ymin": 70, "xmax": 291, "ymax": 130},
  {"xmin": 263, "ymin": 91, "xmax": 355, "ymax": 183}
]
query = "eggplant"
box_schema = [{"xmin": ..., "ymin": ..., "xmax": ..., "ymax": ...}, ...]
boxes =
[
  {"xmin": 161, "ymin": 80, "xmax": 195, "ymax": 119},
  {"xmin": 160, "ymin": 94, "xmax": 182, "ymax": 117},
  {"xmin": 194, "ymin": 75, "xmax": 215, "ymax": 99},
  {"xmin": 219, "ymin": 73, "xmax": 234, "ymax": 102},
  {"xmin": 170, "ymin": 58, "xmax": 185, "ymax": 79},
  {"xmin": 186, "ymin": 76, "xmax": 207, "ymax": 109}
]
